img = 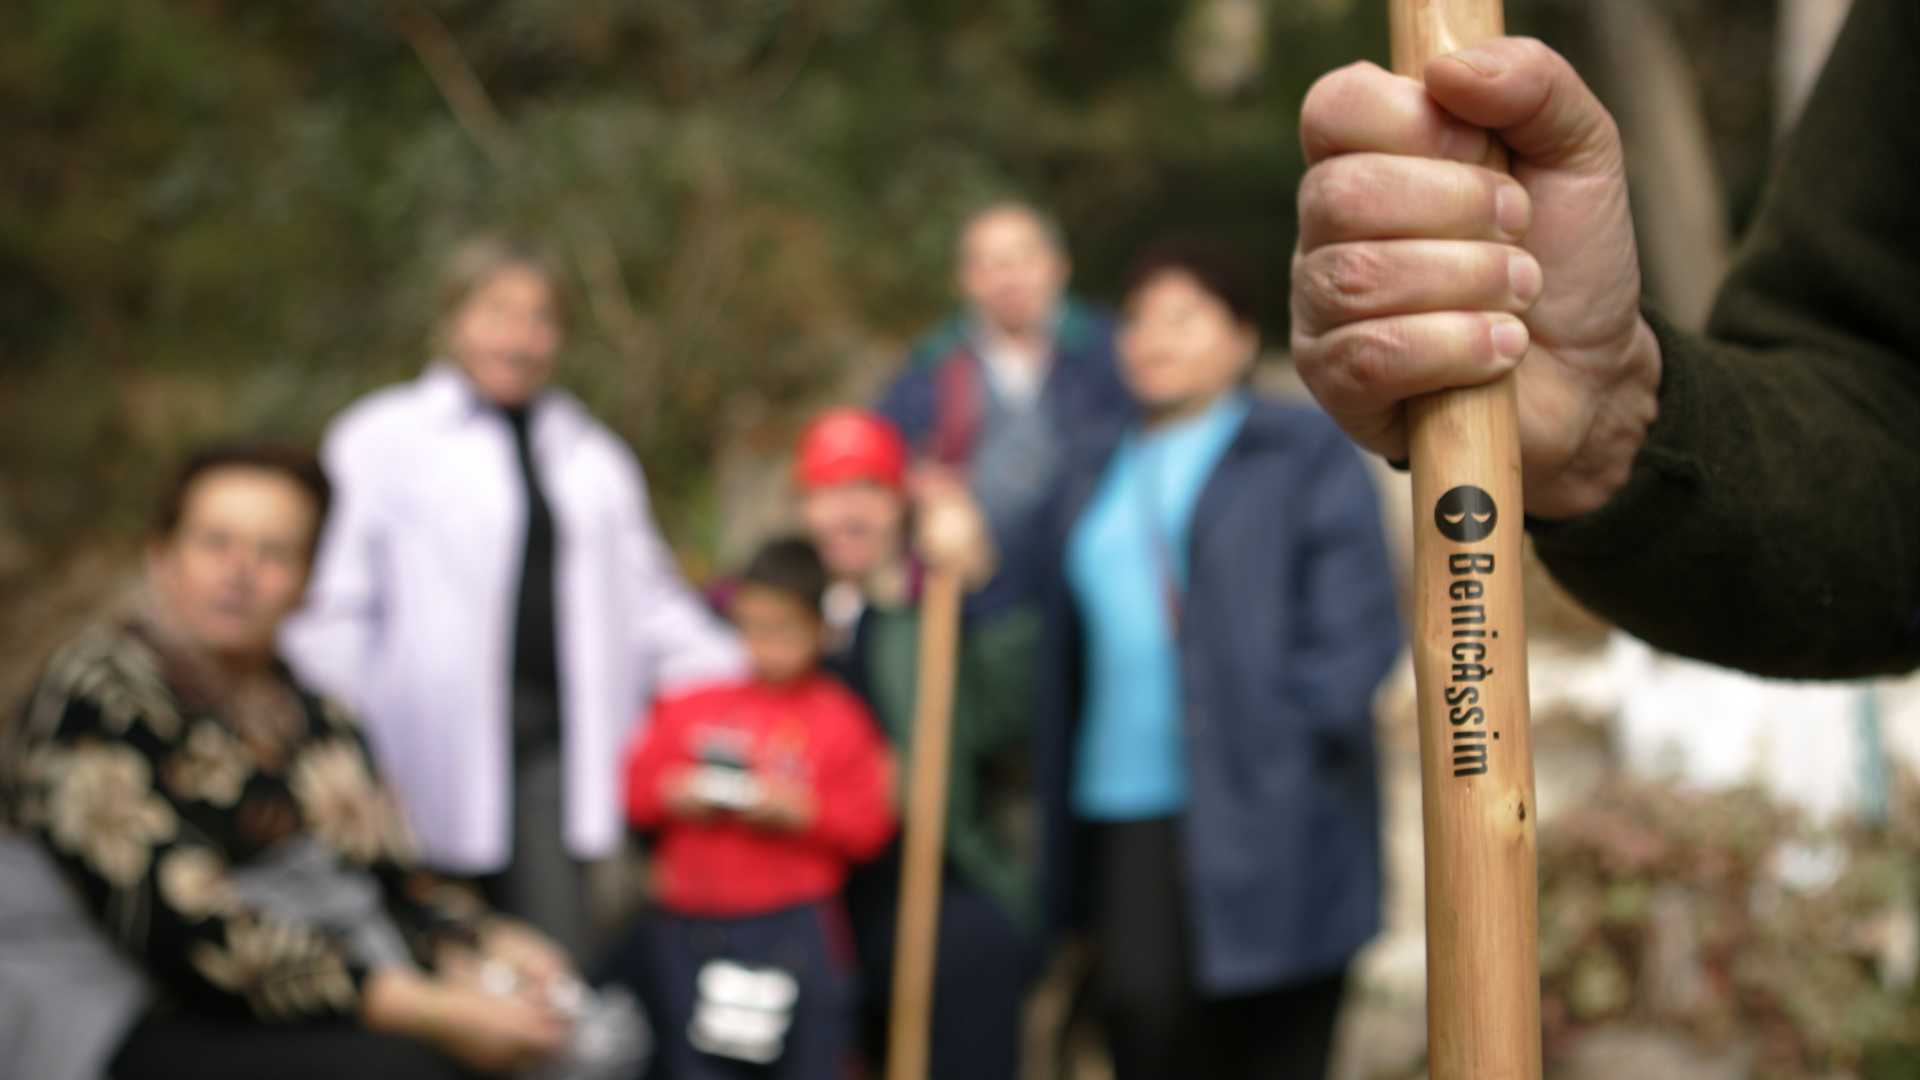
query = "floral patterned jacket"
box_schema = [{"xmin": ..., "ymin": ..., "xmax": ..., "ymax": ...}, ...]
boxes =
[{"xmin": 2, "ymin": 617, "xmax": 488, "ymax": 1022}]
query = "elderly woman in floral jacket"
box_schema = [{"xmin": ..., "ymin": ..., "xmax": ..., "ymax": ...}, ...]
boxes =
[{"xmin": 0, "ymin": 444, "xmax": 576, "ymax": 1080}]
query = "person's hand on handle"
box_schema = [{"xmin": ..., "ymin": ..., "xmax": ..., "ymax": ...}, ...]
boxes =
[
  {"xmin": 912, "ymin": 477, "xmax": 997, "ymax": 588},
  {"xmin": 1291, "ymin": 36, "xmax": 1664, "ymax": 520}
]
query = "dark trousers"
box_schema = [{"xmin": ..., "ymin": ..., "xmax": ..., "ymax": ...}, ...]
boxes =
[
  {"xmin": 845, "ymin": 857, "xmax": 1039, "ymax": 1080},
  {"xmin": 599, "ymin": 901, "xmax": 853, "ymax": 1080},
  {"xmin": 1090, "ymin": 817, "xmax": 1347, "ymax": 1080},
  {"xmin": 109, "ymin": 1008, "xmax": 477, "ymax": 1080}
]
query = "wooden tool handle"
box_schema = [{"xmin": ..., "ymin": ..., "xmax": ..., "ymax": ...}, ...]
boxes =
[
  {"xmin": 1391, "ymin": 2, "xmax": 1543, "ymax": 1078},
  {"xmin": 885, "ymin": 565, "xmax": 964, "ymax": 1080}
]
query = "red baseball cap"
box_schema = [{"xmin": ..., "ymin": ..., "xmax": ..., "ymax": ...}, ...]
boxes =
[{"xmin": 794, "ymin": 408, "xmax": 909, "ymax": 492}]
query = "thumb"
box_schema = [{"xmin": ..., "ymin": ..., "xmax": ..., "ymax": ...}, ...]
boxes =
[{"xmin": 1424, "ymin": 37, "xmax": 1623, "ymax": 175}]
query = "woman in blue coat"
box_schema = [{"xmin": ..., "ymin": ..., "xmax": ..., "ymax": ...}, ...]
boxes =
[{"xmin": 1034, "ymin": 239, "xmax": 1402, "ymax": 1078}]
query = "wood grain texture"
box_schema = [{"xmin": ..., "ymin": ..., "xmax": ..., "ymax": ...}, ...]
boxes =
[
  {"xmin": 885, "ymin": 566, "xmax": 963, "ymax": 1080},
  {"xmin": 1392, "ymin": 2, "xmax": 1544, "ymax": 1077}
]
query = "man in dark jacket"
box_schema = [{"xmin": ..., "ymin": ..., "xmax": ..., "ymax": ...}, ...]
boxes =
[
  {"xmin": 878, "ymin": 201, "xmax": 1135, "ymax": 611},
  {"xmin": 1289, "ymin": 0, "xmax": 1920, "ymax": 679}
]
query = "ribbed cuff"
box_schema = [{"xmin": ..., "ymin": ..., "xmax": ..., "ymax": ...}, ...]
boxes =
[{"xmin": 1526, "ymin": 310, "xmax": 1706, "ymax": 559}]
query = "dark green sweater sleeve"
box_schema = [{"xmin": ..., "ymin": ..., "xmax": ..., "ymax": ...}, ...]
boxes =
[{"xmin": 1530, "ymin": 0, "xmax": 1920, "ymax": 679}]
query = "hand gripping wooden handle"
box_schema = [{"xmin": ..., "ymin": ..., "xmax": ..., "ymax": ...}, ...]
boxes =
[{"xmin": 1391, "ymin": 2, "xmax": 1543, "ymax": 1077}]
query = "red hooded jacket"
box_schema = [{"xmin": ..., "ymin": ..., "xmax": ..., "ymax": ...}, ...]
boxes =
[{"xmin": 626, "ymin": 675, "xmax": 897, "ymax": 917}]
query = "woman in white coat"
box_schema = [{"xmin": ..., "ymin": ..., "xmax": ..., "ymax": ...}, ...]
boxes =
[{"xmin": 283, "ymin": 236, "xmax": 743, "ymax": 959}]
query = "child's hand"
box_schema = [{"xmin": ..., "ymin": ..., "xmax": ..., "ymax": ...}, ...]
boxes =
[
  {"xmin": 662, "ymin": 768, "xmax": 718, "ymax": 821},
  {"xmin": 743, "ymin": 778, "xmax": 816, "ymax": 833}
]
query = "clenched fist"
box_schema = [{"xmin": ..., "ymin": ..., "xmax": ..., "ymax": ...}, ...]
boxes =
[{"xmin": 1291, "ymin": 37, "xmax": 1662, "ymax": 520}]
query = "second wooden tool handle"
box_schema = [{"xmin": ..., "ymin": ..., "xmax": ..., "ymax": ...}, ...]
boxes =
[{"xmin": 885, "ymin": 566, "xmax": 963, "ymax": 1080}]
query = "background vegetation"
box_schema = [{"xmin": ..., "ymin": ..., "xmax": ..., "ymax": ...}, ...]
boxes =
[{"xmin": 1, "ymin": 0, "xmax": 1775, "ymax": 562}]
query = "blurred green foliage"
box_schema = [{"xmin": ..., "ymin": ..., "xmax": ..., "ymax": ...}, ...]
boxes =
[
  {"xmin": 0, "ymin": 0, "xmax": 1775, "ymax": 562},
  {"xmin": 0, "ymin": 0, "xmax": 1394, "ymax": 556}
]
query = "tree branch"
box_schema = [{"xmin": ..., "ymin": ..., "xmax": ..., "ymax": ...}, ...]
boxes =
[{"xmin": 385, "ymin": 2, "xmax": 657, "ymax": 377}]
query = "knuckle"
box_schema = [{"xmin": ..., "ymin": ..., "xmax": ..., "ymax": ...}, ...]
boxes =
[
  {"xmin": 1508, "ymin": 36, "xmax": 1555, "ymax": 67},
  {"xmin": 1290, "ymin": 320, "xmax": 1332, "ymax": 377},
  {"xmin": 1457, "ymin": 166, "xmax": 1500, "ymax": 220},
  {"xmin": 1300, "ymin": 63, "xmax": 1376, "ymax": 152},
  {"xmin": 1305, "ymin": 61, "xmax": 1373, "ymax": 112},
  {"xmin": 1292, "ymin": 341, "xmax": 1347, "ymax": 412},
  {"xmin": 1299, "ymin": 74, "xmax": 1341, "ymax": 137},
  {"xmin": 1297, "ymin": 166, "xmax": 1328, "ymax": 221},
  {"xmin": 1288, "ymin": 250, "xmax": 1318, "ymax": 327},
  {"xmin": 1322, "ymin": 245, "xmax": 1386, "ymax": 301},
  {"xmin": 1593, "ymin": 111, "xmax": 1626, "ymax": 165},
  {"xmin": 1600, "ymin": 107, "xmax": 1623, "ymax": 144},
  {"xmin": 1291, "ymin": 327, "xmax": 1317, "ymax": 363},
  {"xmin": 1326, "ymin": 322, "xmax": 1405, "ymax": 399},
  {"xmin": 1296, "ymin": 245, "xmax": 1387, "ymax": 329},
  {"xmin": 1299, "ymin": 164, "xmax": 1372, "ymax": 237},
  {"xmin": 1508, "ymin": 36, "xmax": 1574, "ymax": 85}
]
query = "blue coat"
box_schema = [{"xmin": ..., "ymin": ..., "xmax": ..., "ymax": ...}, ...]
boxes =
[{"xmin": 1033, "ymin": 396, "xmax": 1403, "ymax": 994}]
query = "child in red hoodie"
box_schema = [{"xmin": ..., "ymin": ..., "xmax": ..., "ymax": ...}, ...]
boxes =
[{"xmin": 613, "ymin": 537, "xmax": 897, "ymax": 1079}]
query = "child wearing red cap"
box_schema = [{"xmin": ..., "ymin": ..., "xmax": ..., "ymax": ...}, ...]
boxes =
[
  {"xmin": 794, "ymin": 407, "xmax": 910, "ymax": 492},
  {"xmin": 607, "ymin": 537, "xmax": 896, "ymax": 1080},
  {"xmin": 791, "ymin": 408, "xmax": 1042, "ymax": 1080},
  {"xmin": 790, "ymin": 408, "xmax": 915, "ymax": 653}
]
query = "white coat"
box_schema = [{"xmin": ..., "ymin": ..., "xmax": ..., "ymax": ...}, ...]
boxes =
[{"xmin": 283, "ymin": 365, "xmax": 744, "ymax": 871}]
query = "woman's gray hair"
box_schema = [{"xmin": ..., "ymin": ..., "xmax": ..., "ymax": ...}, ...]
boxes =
[{"xmin": 432, "ymin": 233, "xmax": 569, "ymax": 345}]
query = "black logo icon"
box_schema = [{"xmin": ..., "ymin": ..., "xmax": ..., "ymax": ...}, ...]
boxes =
[{"xmin": 1435, "ymin": 485, "xmax": 1498, "ymax": 542}]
